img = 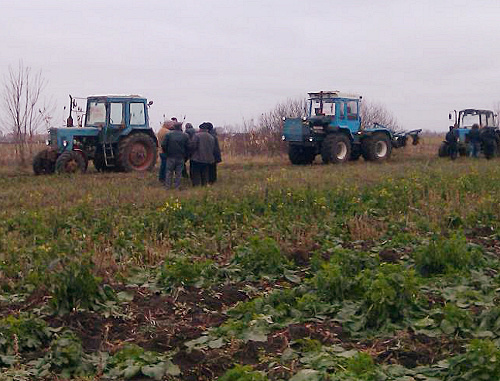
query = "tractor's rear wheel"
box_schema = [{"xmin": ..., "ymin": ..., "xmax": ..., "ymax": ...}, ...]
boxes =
[
  {"xmin": 33, "ymin": 149, "xmax": 56, "ymax": 175},
  {"xmin": 321, "ymin": 134, "xmax": 351, "ymax": 164},
  {"xmin": 288, "ymin": 145, "xmax": 315, "ymax": 165},
  {"xmin": 55, "ymin": 151, "xmax": 86, "ymax": 174},
  {"xmin": 438, "ymin": 142, "xmax": 449, "ymax": 157},
  {"xmin": 362, "ymin": 132, "xmax": 392, "ymax": 161},
  {"xmin": 118, "ymin": 133, "xmax": 157, "ymax": 172}
]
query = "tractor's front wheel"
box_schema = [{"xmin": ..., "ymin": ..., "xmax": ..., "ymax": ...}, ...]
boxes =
[
  {"xmin": 321, "ymin": 134, "xmax": 351, "ymax": 164},
  {"xmin": 438, "ymin": 142, "xmax": 449, "ymax": 157},
  {"xmin": 33, "ymin": 149, "xmax": 57, "ymax": 175},
  {"xmin": 55, "ymin": 151, "xmax": 87, "ymax": 174},
  {"xmin": 118, "ymin": 133, "xmax": 157, "ymax": 172},
  {"xmin": 362, "ymin": 132, "xmax": 392, "ymax": 161},
  {"xmin": 288, "ymin": 145, "xmax": 315, "ymax": 165}
]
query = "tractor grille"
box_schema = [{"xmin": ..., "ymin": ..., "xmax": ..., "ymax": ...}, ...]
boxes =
[
  {"xmin": 283, "ymin": 119, "xmax": 308, "ymax": 142},
  {"xmin": 49, "ymin": 129, "xmax": 58, "ymax": 146}
]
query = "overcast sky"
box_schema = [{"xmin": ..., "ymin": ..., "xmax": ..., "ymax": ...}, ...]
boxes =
[{"xmin": 1, "ymin": 0, "xmax": 500, "ymax": 132}]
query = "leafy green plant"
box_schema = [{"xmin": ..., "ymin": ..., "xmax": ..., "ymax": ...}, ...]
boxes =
[
  {"xmin": 105, "ymin": 344, "xmax": 180, "ymax": 380},
  {"xmin": 446, "ymin": 339, "xmax": 500, "ymax": 380},
  {"xmin": 158, "ymin": 256, "xmax": 216, "ymax": 289},
  {"xmin": 0, "ymin": 313, "xmax": 52, "ymax": 355},
  {"xmin": 217, "ymin": 364, "xmax": 268, "ymax": 381},
  {"xmin": 414, "ymin": 233, "xmax": 483, "ymax": 276},
  {"xmin": 49, "ymin": 258, "xmax": 115, "ymax": 315},
  {"xmin": 35, "ymin": 330, "xmax": 93, "ymax": 379},
  {"xmin": 234, "ymin": 236, "xmax": 291, "ymax": 277},
  {"xmin": 439, "ymin": 303, "xmax": 473, "ymax": 336},
  {"xmin": 330, "ymin": 352, "xmax": 379, "ymax": 381},
  {"xmin": 361, "ymin": 264, "xmax": 419, "ymax": 328}
]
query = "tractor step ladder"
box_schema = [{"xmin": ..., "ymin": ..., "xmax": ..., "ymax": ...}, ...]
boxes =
[{"xmin": 103, "ymin": 142, "xmax": 115, "ymax": 167}]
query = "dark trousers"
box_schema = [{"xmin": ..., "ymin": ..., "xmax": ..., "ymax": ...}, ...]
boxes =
[
  {"xmin": 208, "ymin": 163, "xmax": 217, "ymax": 184},
  {"xmin": 165, "ymin": 157, "xmax": 185, "ymax": 189},
  {"xmin": 448, "ymin": 142, "xmax": 458, "ymax": 160},
  {"xmin": 190, "ymin": 161, "xmax": 209, "ymax": 186},
  {"xmin": 158, "ymin": 153, "xmax": 167, "ymax": 182}
]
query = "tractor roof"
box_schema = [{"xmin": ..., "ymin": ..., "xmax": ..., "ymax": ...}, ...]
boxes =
[
  {"xmin": 459, "ymin": 108, "xmax": 495, "ymax": 114},
  {"xmin": 308, "ymin": 91, "xmax": 361, "ymax": 100},
  {"xmin": 87, "ymin": 95, "xmax": 147, "ymax": 101}
]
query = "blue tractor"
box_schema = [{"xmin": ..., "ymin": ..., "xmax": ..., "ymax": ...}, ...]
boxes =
[
  {"xmin": 33, "ymin": 95, "xmax": 158, "ymax": 174},
  {"xmin": 282, "ymin": 91, "xmax": 421, "ymax": 165},
  {"xmin": 438, "ymin": 108, "xmax": 499, "ymax": 158}
]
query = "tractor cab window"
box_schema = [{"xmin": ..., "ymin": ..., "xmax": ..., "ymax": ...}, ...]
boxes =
[
  {"xmin": 109, "ymin": 103, "xmax": 124, "ymax": 126},
  {"xmin": 346, "ymin": 101, "xmax": 358, "ymax": 120},
  {"xmin": 338, "ymin": 101, "xmax": 345, "ymax": 119},
  {"xmin": 130, "ymin": 103, "xmax": 146, "ymax": 125},
  {"xmin": 483, "ymin": 113, "xmax": 495, "ymax": 127},
  {"xmin": 86, "ymin": 101, "xmax": 106, "ymax": 126},
  {"xmin": 311, "ymin": 98, "xmax": 335, "ymax": 116},
  {"xmin": 461, "ymin": 113, "xmax": 480, "ymax": 128}
]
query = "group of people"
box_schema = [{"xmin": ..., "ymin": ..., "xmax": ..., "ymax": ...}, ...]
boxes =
[
  {"xmin": 445, "ymin": 124, "xmax": 499, "ymax": 160},
  {"xmin": 157, "ymin": 118, "xmax": 221, "ymax": 189}
]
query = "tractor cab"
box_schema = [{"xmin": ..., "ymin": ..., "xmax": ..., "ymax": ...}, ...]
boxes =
[
  {"xmin": 306, "ymin": 91, "xmax": 361, "ymax": 135},
  {"xmin": 448, "ymin": 109, "xmax": 498, "ymax": 144}
]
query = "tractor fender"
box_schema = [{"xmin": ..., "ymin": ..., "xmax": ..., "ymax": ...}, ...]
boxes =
[
  {"xmin": 122, "ymin": 128, "xmax": 158, "ymax": 146},
  {"xmin": 360, "ymin": 128, "xmax": 392, "ymax": 141}
]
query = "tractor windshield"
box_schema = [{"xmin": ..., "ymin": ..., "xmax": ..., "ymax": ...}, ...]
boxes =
[
  {"xmin": 460, "ymin": 112, "xmax": 480, "ymax": 128},
  {"xmin": 86, "ymin": 101, "xmax": 106, "ymax": 127},
  {"xmin": 309, "ymin": 98, "xmax": 336, "ymax": 117}
]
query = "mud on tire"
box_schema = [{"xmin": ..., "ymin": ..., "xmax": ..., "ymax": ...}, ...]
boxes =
[
  {"xmin": 118, "ymin": 133, "xmax": 157, "ymax": 172},
  {"xmin": 55, "ymin": 151, "xmax": 86, "ymax": 174},
  {"xmin": 321, "ymin": 133, "xmax": 351, "ymax": 164},
  {"xmin": 362, "ymin": 132, "xmax": 392, "ymax": 161}
]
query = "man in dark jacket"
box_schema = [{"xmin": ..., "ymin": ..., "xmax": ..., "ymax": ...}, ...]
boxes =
[
  {"xmin": 161, "ymin": 122, "xmax": 189, "ymax": 189},
  {"xmin": 480, "ymin": 127, "xmax": 499, "ymax": 160},
  {"xmin": 206, "ymin": 123, "xmax": 222, "ymax": 184},
  {"xmin": 445, "ymin": 126, "xmax": 459, "ymax": 160},
  {"xmin": 189, "ymin": 122, "xmax": 215, "ymax": 186},
  {"xmin": 468, "ymin": 124, "xmax": 481, "ymax": 158}
]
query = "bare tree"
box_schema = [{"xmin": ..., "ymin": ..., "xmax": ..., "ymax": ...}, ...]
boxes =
[
  {"xmin": 1, "ymin": 61, "xmax": 51, "ymax": 165},
  {"xmin": 360, "ymin": 99, "xmax": 401, "ymax": 131}
]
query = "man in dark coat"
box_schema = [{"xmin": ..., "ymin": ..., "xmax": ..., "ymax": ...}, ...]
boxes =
[
  {"xmin": 468, "ymin": 124, "xmax": 481, "ymax": 158},
  {"xmin": 161, "ymin": 122, "xmax": 189, "ymax": 189},
  {"xmin": 206, "ymin": 123, "xmax": 222, "ymax": 184},
  {"xmin": 445, "ymin": 126, "xmax": 459, "ymax": 160},
  {"xmin": 480, "ymin": 127, "xmax": 499, "ymax": 160},
  {"xmin": 189, "ymin": 122, "xmax": 215, "ymax": 186}
]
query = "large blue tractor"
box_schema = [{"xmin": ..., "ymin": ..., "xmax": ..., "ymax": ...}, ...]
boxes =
[
  {"xmin": 282, "ymin": 91, "xmax": 421, "ymax": 165},
  {"xmin": 33, "ymin": 95, "xmax": 158, "ymax": 174}
]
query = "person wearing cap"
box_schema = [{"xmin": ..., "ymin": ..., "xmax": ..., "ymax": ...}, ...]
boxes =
[
  {"xmin": 206, "ymin": 123, "xmax": 222, "ymax": 184},
  {"xmin": 157, "ymin": 120, "xmax": 174, "ymax": 183},
  {"xmin": 161, "ymin": 122, "xmax": 190, "ymax": 190},
  {"xmin": 189, "ymin": 122, "xmax": 216, "ymax": 186}
]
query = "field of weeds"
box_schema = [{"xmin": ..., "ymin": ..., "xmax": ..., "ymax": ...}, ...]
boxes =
[{"xmin": 1, "ymin": 136, "xmax": 500, "ymax": 380}]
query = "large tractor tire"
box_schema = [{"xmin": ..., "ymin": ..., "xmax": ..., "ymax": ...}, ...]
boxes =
[
  {"xmin": 362, "ymin": 132, "xmax": 392, "ymax": 162},
  {"xmin": 118, "ymin": 133, "xmax": 157, "ymax": 172},
  {"xmin": 55, "ymin": 151, "xmax": 87, "ymax": 174},
  {"xmin": 349, "ymin": 145, "xmax": 362, "ymax": 161},
  {"xmin": 288, "ymin": 145, "xmax": 315, "ymax": 165},
  {"xmin": 321, "ymin": 133, "xmax": 351, "ymax": 164},
  {"xmin": 33, "ymin": 148, "xmax": 57, "ymax": 175},
  {"xmin": 438, "ymin": 142, "xmax": 449, "ymax": 157}
]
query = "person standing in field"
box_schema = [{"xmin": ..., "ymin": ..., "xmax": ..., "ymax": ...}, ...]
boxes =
[
  {"xmin": 157, "ymin": 120, "xmax": 174, "ymax": 183},
  {"xmin": 445, "ymin": 125, "xmax": 459, "ymax": 160},
  {"xmin": 189, "ymin": 122, "xmax": 215, "ymax": 187},
  {"xmin": 161, "ymin": 122, "xmax": 190, "ymax": 190},
  {"xmin": 480, "ymin": 127, "xmax": 499, "ymax": 160},
  {"xmin": 468, "ymin": 124, "xmax": 481, "ymax": 158},
  {"xmin": 184, "ymin": 123, "xmax": 196, "ymax": 139},
  {"xmin": 207, "ymin": 123, "xmax": 222, "ymax": 184}
]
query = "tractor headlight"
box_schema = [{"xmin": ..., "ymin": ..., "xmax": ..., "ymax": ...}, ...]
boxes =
[
  {"xmin": 282, "ymin": 117, "xmax": 286, "ymax": 121},
  {"xmin": 302, "ymin": 116, "xmax": 307, "ymax": 121},
  {"xmin": 309, "ymin": 137, "xmax": 313, "ymax": 142},
  {"xmin": 45, "ymin": 140, "xmax": 50, "ymax": 146},
  {"xmin": 62, "ymin": 140, "xmax": 68, "ymax": 147},
  {"xmin": 281, "ymin": 135, "xmax": 286, "ymax": 141}
]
